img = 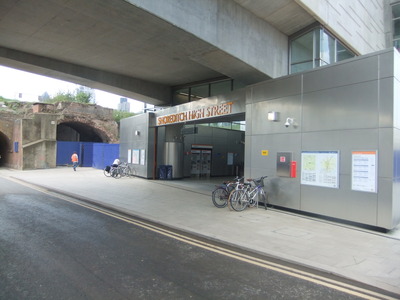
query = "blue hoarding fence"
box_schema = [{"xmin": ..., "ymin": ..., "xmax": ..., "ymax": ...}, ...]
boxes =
[{"xmin": 56, "ymin": 141, "xmax": 119, "ymax": 169}]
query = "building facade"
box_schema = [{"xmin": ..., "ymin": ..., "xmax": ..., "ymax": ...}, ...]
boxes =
[{"xmin": 120, "ymin": 1, "xmax": 400, "ymax": 229}]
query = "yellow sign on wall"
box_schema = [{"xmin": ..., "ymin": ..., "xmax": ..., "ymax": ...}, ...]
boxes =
[{"xmin": 261, "ymin": 150, "xmax": 269, "ymax": 156}]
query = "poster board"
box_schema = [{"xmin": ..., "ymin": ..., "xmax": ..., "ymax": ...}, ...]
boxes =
[
  {"xmin": 227, "ymin": 152, "xmax": 233, "ymax": 165},
  {"xmin": 127, "ymin": 149, "xmax": 132, "ymax": 163},
  {"xmin": 351, "ymin": 151, "xmax": 377, "ymax": 193},
  {"xmin": 132, "ymin": 149, "xmax": 140, "ymax": 164},
  {"xmin": 301, "ymin": 151, "xmax": 339, "ymax": 188},
  {"xmin": 140, "ymin": 149, "xmax": 146, "ymax": 165}
]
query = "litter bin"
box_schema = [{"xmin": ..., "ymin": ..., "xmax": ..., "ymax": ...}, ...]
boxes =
[
  {"xmin": 166, "ymin": 165, "xmax": 173, "ymax": 179},
  {"xmin": 159, "ymin": 165, "xmax": 167, "ymax": 179}
]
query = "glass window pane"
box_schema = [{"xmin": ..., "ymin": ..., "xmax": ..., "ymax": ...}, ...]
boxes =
[
  {"xmin": 190, "ymin": 85, "xmax": 209, "ymax": 101},
  {"xmin": 210, "ymin": 80, "xmax": 231, "ymax": 97},
  {"xmin": 320, "ymin": 31, "xmax": 335, "ymax": 65},
  {"xmin": 393, "ymin": 4, "xmax": 400, "ymax": 19},
  {"xmin": 290, "ymin": 30, "xmax": 314, "ymax": 64},
  {"xmin": 394, "ymin": 40, "xmax": 400, "ymax": 51},
  {"xmin": 173, "ymin": 88, "xmax": 189, "ymax": 105},
  {"xmin": 337, "ymin": 43, "xmax": 355, "ymax": 61},
  {"xmin": 395, "ymin": 19, "xmax": 400, "ymax": 39},
  {"xmin": 291, "ymin": 61, "xmax": 313, "ymax": 74},
  {"xmin": 232, "ymin": 121, "xmax": 245, "ymax": 131}
]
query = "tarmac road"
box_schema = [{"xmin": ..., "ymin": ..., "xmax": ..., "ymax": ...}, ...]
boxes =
[{"xmin": 0, "ymin": 176, "xmax": 386, "ymax": 299}]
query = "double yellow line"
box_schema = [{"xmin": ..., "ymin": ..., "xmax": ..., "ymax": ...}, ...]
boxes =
[
  {"xmin": 62, "ymin": 196, "xmax": 396, "ymax": 300},
  {"xmin": 11, "ymin": 177, "xmax": 399, "ymax": 300}
]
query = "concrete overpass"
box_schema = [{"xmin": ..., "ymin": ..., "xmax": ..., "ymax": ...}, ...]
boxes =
[{"xmin": 0, "ymin": 0, "xmax": 317, "ymax": 106}]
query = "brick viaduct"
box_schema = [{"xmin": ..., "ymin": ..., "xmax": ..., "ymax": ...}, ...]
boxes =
[{"xmin": 0, "ymin": 102, "xmax": 119, "ymax": 169}]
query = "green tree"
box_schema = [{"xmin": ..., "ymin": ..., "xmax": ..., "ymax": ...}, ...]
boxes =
[
  {"xmin": 46, "ymin": 86, "xmax": 95, "ymax": 104},
  {"xmin": 50, "ymin": 91, "xmax": 75, "ymax": 103},
  {"xmin": 113, "ymin": 110, "xmax": 136, "ymax": 123},
  {"xmin": 75, "ymin": 86, "xmax": 95, "ymax": 104}
]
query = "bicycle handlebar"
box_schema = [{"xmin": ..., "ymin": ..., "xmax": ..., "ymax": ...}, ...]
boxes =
[{"xmin": 246, "ymin": 175, "xmax": 268, "ymax": 182}]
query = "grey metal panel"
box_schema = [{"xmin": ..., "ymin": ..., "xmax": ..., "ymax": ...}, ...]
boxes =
[
  {"xmin": 392, "ymin": 180, "xmax": 400, "ymax": 228},
  {"xmin": 389, "ymin": 129, "xmax": 400, "ymax": 227},
  {"xmin": 302, "ymin": 81, "xmax": 379, "ymax": 132},
  {"xmin": 300, "ymin": 175, "xmax": 378, "ymax": 225},
  {"xmin": 276, "ymin": 152, "xmax": 292, "ymax": 177},
  {"xmin": 250, "ymin": 95, "xmax": 302, "ymax": 135},
  {"xmin": 394, "ymin": 77, "xmax": 400, "ymax": 129},
  {"xmin": 379, "ymin": 50, "xmax": 396, "ymax": 80},
  {"xmin": 303, "ymin": 55, "xmax": 379, "ymax": 94},
  {"xmin": 302, "ymin": 129, "xmax": 379, "ymax": 177},
  {"xmin": 248, "ymin": 75, "xmax": 302, "ymax": 103},
  {"xmin": 379, "ymin": 78, "xmax": 394, "ymax": 128},
  {"xmin": 266, "ymin": 176, "xmax": 301, "ymax": 210},
  {"xmin": 377, "ymin": 177, "xmax": 394, "ymax": 228},
  {"xmin": 394, "ymin": 128, "xmax": 400, "ymax": 180},
  {"xmin": 164, "ymin": 142, "xmax": 183, "ymax": 179},
  {"xmin": 120, "ymin": 113, "xmax": 152, "ymax": 178},
  {"xmin": 248, "ymin": 132, "xmax": 301, "ymax": 209},
  {"xmin": 378, "ymin": 128, "xmax": 394, "ymax": 179},
  {"xmin": 244, "ymin": 49, "xmax": 399, "ymax": 228}
]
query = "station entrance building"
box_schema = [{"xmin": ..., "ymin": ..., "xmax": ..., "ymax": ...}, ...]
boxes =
[{"xmin": 121, "ymin": 48, "xmax": 400, "ymax": 230}]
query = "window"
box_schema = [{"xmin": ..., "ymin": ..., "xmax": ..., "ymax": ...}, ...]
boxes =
[
  {"xmin": 190, "ymin": 85, "xmax": 209, "ymax": 101},
  {"xmin": 290, "ymin": 30, "xmax": 314, "ymax": 73},
  {"xmin": 210, "ymin": 80, "xmax": 232, "ymax": 97},
  {"xmin": 290, "ymin": 26, "xmax": 355, "ymax": 74},
  {"xmin": 172, "ymin": 79, "xmax": 236, "ymax": 104},
  {"xmin": 172, "ymin": 88, "xmax": 190, "ymax": 105}
]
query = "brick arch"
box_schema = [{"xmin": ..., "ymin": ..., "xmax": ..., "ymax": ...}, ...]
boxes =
[
  {"xmin": 0, "ymin": 131, "xmax": 10, "ymax": 166},
  {"xmin": 54, "ymin": 102, "xmax": 119, "ymax": 144},
  {"xmin": 57, "ymin": 117, "xmax": 118, "ymax": 144}
]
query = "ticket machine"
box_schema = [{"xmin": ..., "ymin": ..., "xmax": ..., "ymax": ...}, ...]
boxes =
[{"xmin": 190, "ymin": 146, "xmax": 212, "ymax": 177}]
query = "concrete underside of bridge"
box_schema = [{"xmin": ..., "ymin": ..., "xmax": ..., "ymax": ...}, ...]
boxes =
[{"xmin": 0, "ymin": 0, "xmax": 316, "ymax": 106}]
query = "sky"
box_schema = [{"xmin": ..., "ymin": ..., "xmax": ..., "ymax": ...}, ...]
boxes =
[{"xmin": 0, "ymin": 65, "xmax": 147, "ymax": 113}]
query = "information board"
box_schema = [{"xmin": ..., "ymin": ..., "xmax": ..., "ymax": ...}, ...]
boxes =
[
  {"xmin": 351, "ymin": 151, "xmax": 377, "ymax": 193},
  {"xmin": 131, "ymin": 149, "xmax": 140, "ymax": 164},
  {"xmin": 301, "ymin": 151, "xmax": 339, "ymax": 188}
]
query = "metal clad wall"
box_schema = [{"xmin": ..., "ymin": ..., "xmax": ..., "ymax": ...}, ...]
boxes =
[
  {"xmin": 57, "ymin": 141, "xmax": 119, "ymax": 170},
  {"xmin": 56, "ymin": 141, "xmax": 80, "ymax": 165},
  {"xmin": 246, "ymin": 48, "xmax": 400, "ymax": 229},
  {"xmin": 92, "ymin": 143, "xmax": 120, "ymax": 169},
  {"xmin": 80, "ymin": 142, "xmax": 93, "ymax": 167},
  {"xmin": 120, "ymin": 113, "xmax": 152, "ymax": 178}
]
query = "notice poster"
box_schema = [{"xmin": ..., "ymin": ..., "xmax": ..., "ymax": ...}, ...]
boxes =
[
  {"xmin": 227, "ymin": 152, "xmax": 233, "ymax": 165},
  {"xmin": 140, "ymin": 149, "xmax": 146, "ymax": 165},
  {"xmin": 301, "ymin": 151, "xmax": 339, "ymax": 188},
  {"xmin": 127, "ymin": 149, "xmax": 132, "ymax": 163},
  {"xmin": 351, "ymin": 151, "xmax": 377, "ymax": 193},
  {"xmin": 132, "ymin": 149, "xmax": 140, "ymax": 164}
]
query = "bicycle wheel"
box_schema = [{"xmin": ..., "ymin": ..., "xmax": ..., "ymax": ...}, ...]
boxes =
[
  {"xmin": 230, "ymin": 190, "xmax": 248, "ymax": 212},
  {"xmin": 103, "ymin": 167, "xmax": 111, "ymax": 177},
  {"xmin": 212, "ymin": 187, "xmax": 229, "ymax": 208},
  {"xmin": 258, "ymin": 189, "xmax": 268, "ymax": 210},
  {"xmin": 125, "ymin": 166, "xmax": 136, "ymax": 177},
  {"xmin": 112, "ymin": 168, "xmax": 121, "ymax": 179}
]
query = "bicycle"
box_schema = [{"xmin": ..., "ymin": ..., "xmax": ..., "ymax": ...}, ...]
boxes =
[
  {"xmin": 211, "ymin": 177, "xmax": 243, "ymax": 208},
  {"xmin": 111, "ymin": 162, "xmax": 136, "ymax": 179},
  {"xmin": 229, "ymin": 176, "xmax": 268, "ymax": 212},
  {"xmin": 103, "ymin": 165, "xmax": 114, "ymax": 177}
]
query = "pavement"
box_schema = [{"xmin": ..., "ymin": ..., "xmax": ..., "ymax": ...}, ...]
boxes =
[{"xmin": 1, "ymin": 166, "xmax": 400, "ymax": 296}]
